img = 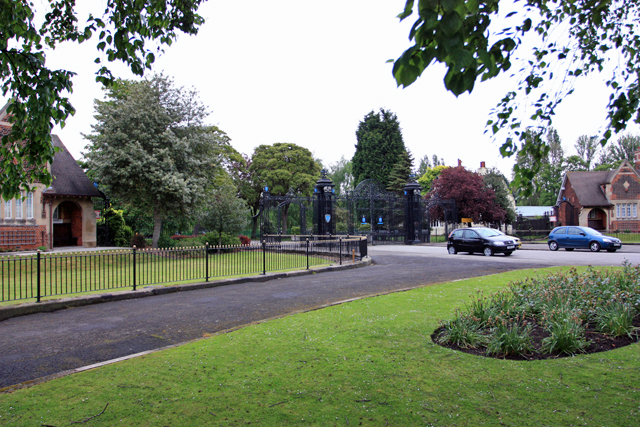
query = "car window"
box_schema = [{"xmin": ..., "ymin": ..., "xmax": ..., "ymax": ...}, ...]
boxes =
[
  {"xmin": 553, "ymin": 227, "xmax": 567, "ymax": 234},
  {"xmin": 463, "ymin": 230, "xmax": 479, "ymax": 238},
  {"xmin": 451, "ymin": 230, "xmax": 463, "ymax": 238},
  {"xmin": 475, "ymin": 228, "xmax": 501, "ymax": 237},
  {"xmin": 583, "ymin": 227, "xmax": 602, "ymax": 236},
  {"xmin": 568, "ymin": 227, "xmax": 583, "ymax": 235}
]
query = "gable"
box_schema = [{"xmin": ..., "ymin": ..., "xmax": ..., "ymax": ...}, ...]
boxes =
[
  {"xmin": 50, "ymin": 136, "xmax": 103, "ymax": 198},
  {"xmin": 564, "ymin": 171, "xmax": 611, "ymax": 207},
  {"xmin": 609, "ymin": 162, "xmax": 640, "ymax": 200}
]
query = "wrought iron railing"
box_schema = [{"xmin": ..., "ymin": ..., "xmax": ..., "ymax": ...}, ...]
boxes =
[{"xmin": 0, "ymin": 237, "xmax": 367, "ymax": 303}]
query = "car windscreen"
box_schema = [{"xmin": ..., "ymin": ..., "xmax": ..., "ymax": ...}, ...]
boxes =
[
  {"xmin": 475, "ymin": 228, "xmax": 502, "ymax": 237},
  {"xmin": 583, "ymin": 227, "xmax": 603, "ymax": 236}
]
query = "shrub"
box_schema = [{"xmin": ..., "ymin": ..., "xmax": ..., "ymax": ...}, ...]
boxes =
[
  {"xmin": 100, "ymin": 208, "xmax": 132, "ymax": 247},
  {"xmin": 596, "ymin": 301, "xmax": 637, "ymax": 338},
  {"xmin": 157, "ymin": 233, "xmax": 175, "ymax": 249},
  {"xmin": 290, "ymin": 226, "xmax": 300, "ymax": 235},
  {"xmin": 238, "ymin": 235, "xmax": 251, "ymax": 246},
  {"xmin": 200, "ymin": 231, "xmax": 241, "ymax": 247},
  {"xmin": 37, "ymin": 246, "xmax": 48, "ymax": 252},
  {"xmin": 130, "ymin": 233, "xmax": 146, "ymax": 249},
  {"xmin": 541, "ymin": 307, "xmax": 590, "ymax": 355},
  {"xmin": 436, "ymin": 313, "xmax": 486, "ymax": 349},
  {"xmin": 486, "ymin": 317, "xmax": 533, "ymax": 357}
]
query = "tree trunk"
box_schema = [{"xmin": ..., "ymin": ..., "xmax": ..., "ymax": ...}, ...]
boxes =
[
  {"xmin": 152, "ymin": 205, "xmax": 163, "ymax": 248},
  {"xmin": 282, "ymin": 204, "xmax": 290, "ymax": 234},
  {"xmin": 251, "ymin": 216, "xmax": 258, "ymax": 239}
]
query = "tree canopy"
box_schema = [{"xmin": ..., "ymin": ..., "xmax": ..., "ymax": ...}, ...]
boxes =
[
  {"xmin": 417, "ymin": 164, "xmax": 449, "ymax": 194},
  {"xmin": 428, "ymin": 166, "xmax": 505, "ymax": 224},
  {"xmin": 197, "ymin": 182, "xmax": 250, "ymax": 250},
  {"xmin": 393, "ymin": 0, "xmax": 640, "ymax": 193},
  {"xmin": 351, "ymin": 109, "xmax": 407, "ymax": 188},
  {"xmin": 84, "ymin": 74, "xmax": 227, "ymax": 248},
  {"xmin": 0, "ymin": 0, "xmax": 205, "ymax": 199},
  {"xmin": 386, "ymin": 149, "xmax": 415, "ymax": 193},
  {"xmin": 250, "ymin": 143, "xmax": 321, "ymax": 232}
]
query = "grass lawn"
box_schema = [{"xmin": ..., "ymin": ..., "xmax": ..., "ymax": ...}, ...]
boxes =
[
  {"xmin": 0, "ymin": 267, "xmax": 638, "ymax": 426},
  {"xmin": 0, "ymin": 250, "xmax": 332, "ymax": 305}
]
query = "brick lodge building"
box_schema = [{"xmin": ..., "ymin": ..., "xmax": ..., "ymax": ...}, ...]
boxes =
[
  {"xmin": 0, "ymin": 104, "xmax": 103, "ymax": 251},
  {"xmin": 556, "ymin": 152, "xmax": 640, "ymax": 231}
]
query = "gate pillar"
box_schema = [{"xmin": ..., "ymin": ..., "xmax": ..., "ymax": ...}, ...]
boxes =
[
  {"xmin": 404, "ymin": 179, "xmax": 423, "ymax": 245},
  {"xmin": 315, "ymin": 170, "xmax": 335, "ymax": 235}
]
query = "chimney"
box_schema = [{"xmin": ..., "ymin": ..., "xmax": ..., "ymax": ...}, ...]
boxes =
[
  {"xmin": 457, "ymin": 159, "xmax": 462, "ymax": 167},
  {"xmin": 634, "ymin": 147, "xmax": 640, "ymax": 170},
  {"xmin": 480, "ymin": 161, "xmax": 485, "ymax": 168}
]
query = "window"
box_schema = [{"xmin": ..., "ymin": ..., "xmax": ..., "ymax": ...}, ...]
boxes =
[
  {"xmin": 26, "ymin": 193, "xmax": 33, "ymax": 219},
  {"xmin": 616, "ymin": 203, "xmax": 638, "ymax": 219},
  {"xmin": 4, "ymin": 199, "xmax": 11, "ymax": 219},
  {"xmin": 15, "ymin": 195, "xmax": 22, "ymax": 219},
  {"xmin": 568, "ymin": 227, "xmax": 582, "ymax": 235}
]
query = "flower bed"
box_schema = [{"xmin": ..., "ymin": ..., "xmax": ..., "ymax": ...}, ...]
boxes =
[{"xmin": 434, "ymin": 264, "xmax": 640, "ymax": 360}]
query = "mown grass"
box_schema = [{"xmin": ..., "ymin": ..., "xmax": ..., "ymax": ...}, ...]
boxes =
[
  {"xmin": 0, "ymin": 249, "xmax": 332, "ymax": 305},
  {"xmin": 0, "ymin": 267, "xmax": 638, "ymax": 426}
]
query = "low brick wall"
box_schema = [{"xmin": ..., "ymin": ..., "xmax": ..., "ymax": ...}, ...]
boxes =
[{"xmin": 0, "ymin": 225, "xmax": 47, "ymax": 251}]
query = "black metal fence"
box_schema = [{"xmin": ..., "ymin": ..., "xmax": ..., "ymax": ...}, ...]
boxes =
[{"xmin": 0, "ymin": 237, "xmax": 367, "ymax": 303}]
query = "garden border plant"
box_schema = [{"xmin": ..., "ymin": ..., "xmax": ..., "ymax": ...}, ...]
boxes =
[{"xmin": 434, "ymin": 263, "xmax": 640, "ymax": 360}]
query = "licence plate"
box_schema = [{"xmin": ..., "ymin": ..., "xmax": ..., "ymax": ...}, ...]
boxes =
[
  {"xmin": 506, "ymin": 245, "xmax": 515, "ymax": 250},
  {"xmin": 613, "ymin": 243, "xmax": 621, "ymax": 247}
]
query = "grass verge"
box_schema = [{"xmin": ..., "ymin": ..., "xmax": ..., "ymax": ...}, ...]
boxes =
[{"xmin": 0, "ymin": 267, "xmax": 638, "ymax": 426}]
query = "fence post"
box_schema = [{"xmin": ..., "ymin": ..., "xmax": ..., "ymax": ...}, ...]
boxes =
[
  {"xmin": 205, "ymin": 242, "xmax": 209, "ymax": 282},
  {"xmin": 262, "ymin": 240, "xmax": 266, "ymax": 275},
  {"xmin": 36, "ymin": 250, "xmax": 41, "ymax": 303},
  {"xmin": 306, "ymin": 238, "xmax": 310, "ymax": 270},
  {"xmin": 132, "ymin": 246, "xmax": 137, "ymax": 291},
  {"xmin": 339, "ymin": 237, "xmax": 342, "ymax": 265}
]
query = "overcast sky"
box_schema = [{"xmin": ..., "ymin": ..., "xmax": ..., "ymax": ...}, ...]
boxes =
[{"xmin": 6, "ymin": 0, "xmax": 639, "ymax": 178}]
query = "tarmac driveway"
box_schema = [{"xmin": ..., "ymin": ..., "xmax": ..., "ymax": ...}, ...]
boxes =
[{"xmin": 0, "ymin": 249, "xmax": 550, "ymax": 389}]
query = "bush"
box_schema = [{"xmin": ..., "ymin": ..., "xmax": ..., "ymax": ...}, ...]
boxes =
[
  {"xmin": 290, "ymin": 226, "xmax": 300, "ymax": 235},
  {"xmin": 157, "ymin": 233, "xmax": 175, "ymax": 249},
  {"xmin": 238, "ymin": 235, "xmax": 251, "ymax": 246},
  {"xmin": 200, "ymin": 231, "xmax": 241, "ymax": 247},
  {"xmin": 130, "ymin": 233, "xmax": 146, "ymax": 249}
]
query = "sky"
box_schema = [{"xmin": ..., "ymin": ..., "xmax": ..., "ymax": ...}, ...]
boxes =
[{"xmin": 7, "ymin": 0, "xmax": 640, "ymax": 179}]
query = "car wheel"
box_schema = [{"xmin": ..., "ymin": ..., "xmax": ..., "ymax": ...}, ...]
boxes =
[
  {"xmin": 468, "ymin": 252, "xmax": 474, "ymax": 255},
  {"xmin": 565, "ymin": 248, "xmax": 574, "ymax": 251},
  {"xmin": 548, "ymin": 241, "xmax": 559, "ymax": 251},
  {"xmin": 590, "ymin": 241, "xmax": 601, "ymax": 252},
  {"xmin": 448, "ymin": 246, "xmax": 457, "ymax": 255},
  {"xmin": 504, "ymin": 251, "xmax": 513, "ymax": 256},
  {"xmin": 483, "ymin": 246, "xmax": 494, "ymax": 257},
  {"xmin": 607, "ymin": 248, "xmax": 616, "ymax": 253}
]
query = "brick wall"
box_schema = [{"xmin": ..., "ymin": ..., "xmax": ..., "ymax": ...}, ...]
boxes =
[
  {"xmin": 0, "ymin": 225, "xmax": 47, "ymax": 251},
  {"xmin": 611, "ymin": 220, "xmax": 640, "ymax": 231}
]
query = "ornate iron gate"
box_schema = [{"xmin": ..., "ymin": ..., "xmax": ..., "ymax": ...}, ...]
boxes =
[{"xmin": 259, "ymin": 173, "xmax": 432, "ymax": 245}]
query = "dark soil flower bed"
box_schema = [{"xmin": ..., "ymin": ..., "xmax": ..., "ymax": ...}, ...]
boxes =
[{"xmin": 433, "ymin": 314, "xmax": 640, "ymax": 360}]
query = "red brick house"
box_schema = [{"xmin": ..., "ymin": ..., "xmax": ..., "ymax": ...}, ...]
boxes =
[
  {"xmin": 555, "ymin": 157, "xmax": 640, "ymax": 231},
  {"xmin": 0, "ymin": 104, "xmax": 103, "ymax": 251}
]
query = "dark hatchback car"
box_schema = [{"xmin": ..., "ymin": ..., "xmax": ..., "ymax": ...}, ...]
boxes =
[
  {"xmin": 547, "ymin": 226, "xmax": 622, "ymax": 252},
  {"xmin": 447, "ymin": 227, "xmax": 518, "ymax": 257}
]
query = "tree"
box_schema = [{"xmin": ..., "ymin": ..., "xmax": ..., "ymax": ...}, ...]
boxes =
[
  {"xmin": 249, "ymin": 143, "xmax": 321, "ymax": 233},
  {"xmin": 512, "ymin": 128, "xmax": 564, "ymax": 205},
  {"xmin": 327, "ymin": 156, "xmax": 354, "ymax": 196},
  {"xmin": 482, "ymin": 168, "xmax": 516, "ymax": 224},
  {"xmin": 417, "ymin": 153, "xmax": 445, "ymax": 177},
  {"xmin": 352, "ymin": 109, "xmax": 406, "ymax": 188},
  {"xmin": 428, "ymin": 166, "xmax": 505, "ymax": 224},
  {"xmin": 417, "ymin": 165, "xmax": 449, "ymax": 194},
  {"xmin": 597, "ymin": 133, "xmax": 640, "ymax": 168},
  {"xmin": 386, "ymin": 149, "xmax": 415, "ymax": 193},
  {"xmin": 197, "ymin": 183, "xmax": 250, "ymax": 251},
  {"xmin": 84, "ymin": 74, "xmax": 227, "ymax": 248},
  {"xmin": 227, "ymin": 153, "xmax": 263, "ymax": 239},
  {"xmin": 0, "ymin": 0, "xmax": 205, "ymax": 200},
  {"xmin": 393, "ymin": 1, "xmax": 640, "ymax": 193},
  {"xmin": 574, "ymin": 135, "xmax": 600, "ymax": 170}
]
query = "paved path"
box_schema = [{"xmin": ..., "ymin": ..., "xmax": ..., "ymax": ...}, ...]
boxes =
[{"xmin": 3, "ymin": 243, "xmax": 639, "ymax": 390}]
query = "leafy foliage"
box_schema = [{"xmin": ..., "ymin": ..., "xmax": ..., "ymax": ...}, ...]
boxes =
[
  {"xmin": 482, "ymin": 168, "xmax": 516, "ymax": 223},
  {"xmin": 351, "ymin": 109, "xmax": 407, "ymax": 188},
  {"xmin": 386, "ymin": 149, "xmax": 415, "ymax": 193},
  {"xmin": 197, "ymin": 183, "xmax": 250, "ymax": 250},
  {"xmin": 394, "ymin": 0, "xmax": 640, "ymax": 194},
  {"xmin": 84, "ymin": 74, "xmax": 227, "ymax": 248},
  {"xmin": 428, "ymin": 166, "xmax": 505, "ymax": 224},
  {"xmin": 417, "ymin": 165, "xmax": 448, "ymax": 194},
  {"xmin": 327, "ymin": 156, "xmax": 354, "ymax": 196},
  {"xmin": 0, "ymin": 0, "xmax": 205, "ymax": 199}
]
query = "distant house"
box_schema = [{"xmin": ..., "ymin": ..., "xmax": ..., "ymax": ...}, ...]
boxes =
[
  {"xmin": 555, "ymin": 155, "xmax": 640, "ymax": 231},
  {"xmin": 0, "ymin": 104, "xmax": 103, "ymax": 250}
]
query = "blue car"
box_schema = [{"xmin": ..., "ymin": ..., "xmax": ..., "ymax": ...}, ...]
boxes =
[{"xmin": 547, "ymin": 226, "xmax": 622, "ymax": 252}]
